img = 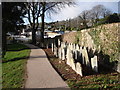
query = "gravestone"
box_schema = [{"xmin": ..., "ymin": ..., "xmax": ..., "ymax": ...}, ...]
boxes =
[
  {"xmin": 58, "ymin": 47, "xmax": 62, "ymax": 59},
  {"xmin": 83, "ymin": 47, "xmax": 90, "ymax": 67},
  {"xmin": 58, "ymin": 39, "xmax": 61, "ymax": 47},
  {"xmin": 91, "ymin": 56, "xmax": 98, "ymax": 72},
  {"xmin": 52, "ymin": 42, "xmax": 54, "ymax": 52},
  {"xmin": 117, "ymin": 61, "xmax": 120, "ymax": 73},
  {"xmin": 62, "ymin": 48, "xmax": 65, "ymax": 60},
  {"xmin": 46, "ymin": 42, "xmax": 48, "ymax": 49},
  {"xmin": 67, "ymin": 50, "xmax": 73, "ymax": 67},
  {"xmin": 76, "ymin": 44, "xmax": 79, "ymax": 50},
  {"xmin": 54, "ymin": 47, "xmax": 58, "ymax": 57},
  {"xmin": 70, "ymin": 43, "xmax": 73, "ymax": 50},
  {"xmin": 82, "ymin": 47, "xmax": 85, "ymax": 65},
  {"xmin": 66, "ymin": 46, "xmax": 70, "ymax": 65},
  {"xmin": 75, "ymin": 62, "xmax": 83, "ymax": 76},
  {"xmin": 74, "ymin": 50, "xmax": 78, "ymax": 60},
  {"xmin": 70, "ymin": 58, "xmax": 76, "ymax": 70},
  {"xmin": 53, "ymin": 42, "xmax": 57, "ymax": 54},
  {"xmin": 56, "ymin": 48, "xmax": 58, "ymax": 57},
  {"xmin": 80, "ymin": 46, "xmax": 82, "ymax": 54}
]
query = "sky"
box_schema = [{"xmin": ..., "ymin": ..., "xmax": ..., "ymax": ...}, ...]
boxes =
[{"xmin": 23, "ymin": 0, "xmax": 120, "ymax": 25}]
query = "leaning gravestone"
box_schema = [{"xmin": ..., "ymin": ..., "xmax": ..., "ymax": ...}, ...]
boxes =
[
  {"xmin": 75, "ymin": 62, "xmax": 83, "ymax": 76},
  {"xmin": 91, "ymin": 55, "xmax": 98, "ymax": 72}
]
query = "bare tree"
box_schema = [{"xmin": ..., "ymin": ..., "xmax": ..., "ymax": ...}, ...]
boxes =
[
  {"xmin": 24, "ymin": 1, "xmax": 75, "ymax": 45},
  {"xmin": 100, "ymin": 6, "xmax": 111, "ymax": 18},
  {"xmin": 87, "ymin": 4, "xmax": 111, "ymax": 26},
  {"xmin": 79, "ymin": 10, "xmax": 89, "ymax": 28}
]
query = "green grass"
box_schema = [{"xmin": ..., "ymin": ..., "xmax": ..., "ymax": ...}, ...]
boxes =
[
  {"xmin": 7, "ymin": 44, "xmax": 29, "ymax": 51},
  {"xmin": 67, "ymin": 73, "xmax": 120, "ymax": 89},
  {"xmin": 2, "ymin": 43, "xmax": 30, "ymax": 88}
]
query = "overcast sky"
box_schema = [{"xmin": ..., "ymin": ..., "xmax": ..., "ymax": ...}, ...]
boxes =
[{"xmin": 23, "ymin": 0, "xmax": 120, "ymax": 24}]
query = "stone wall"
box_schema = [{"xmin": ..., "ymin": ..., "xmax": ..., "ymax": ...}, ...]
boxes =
[{"xmin": 44, "ymin": 33, "xmax": 120, "ymax": 75}]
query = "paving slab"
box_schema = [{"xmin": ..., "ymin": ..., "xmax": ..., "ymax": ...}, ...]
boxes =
[{"xmin": 24, "ymin": 44, "xmax": 70, "ymax": 89}]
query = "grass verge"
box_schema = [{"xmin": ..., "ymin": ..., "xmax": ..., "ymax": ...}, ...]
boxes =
[{"xmin": 2, "ymin": 43, "xmax": 30, "ymax": 88}]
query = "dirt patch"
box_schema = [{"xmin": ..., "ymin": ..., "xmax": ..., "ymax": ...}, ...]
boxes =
[{"xmin": 43, "ymin": 48, "xmax": 82, "ymax": 81}]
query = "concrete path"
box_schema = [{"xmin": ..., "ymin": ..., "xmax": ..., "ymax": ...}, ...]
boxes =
[{"xmin": 24, "ymin": 44, "xmax": 70, "ymax": 89}]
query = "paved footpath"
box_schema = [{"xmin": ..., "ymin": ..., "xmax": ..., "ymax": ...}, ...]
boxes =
[{"xmin": 24, "ymin": 44, "xmax": 70, "ymax": 89}]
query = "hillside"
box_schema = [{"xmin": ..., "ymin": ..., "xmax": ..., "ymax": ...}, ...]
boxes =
[{"xmin": 62, "ymin": 23, "xmax": 119, "ymax": 62}]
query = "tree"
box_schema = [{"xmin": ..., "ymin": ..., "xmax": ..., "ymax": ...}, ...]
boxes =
[
  {"xmin": 79, "ymin": 10, "xmax": 89, "ymax": 28},
  {"xmin": 2, "ymin": 2, "xmax": 25, "ymax": 57},
  {"xmin": 105, "ymin": 13, "xmax": 120, "ymax": 23},
  {"xmin": 24, "ymin": 2, "xmax": 75, "ymax": 45},
  {"xmin": 24, "ymin": 2, "xmax": 42, "ymax": 44},
  {"xmin": 86, "ymin": 4, "xmax": 111, "ymax": 26}
]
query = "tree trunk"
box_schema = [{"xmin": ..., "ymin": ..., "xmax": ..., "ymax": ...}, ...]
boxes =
[
  {"xmin": 41, "ymin": 2, "xmax": 45, "ymax": 43},
  {"xmin": 2, "ymin": 29, "xmax": 6, "ymax": 58},
  {"xmin": 32, "ymin": 2, "xmax": 36, "ymax": 45},
  {"xmin": 32, "ymin": 28, "xmax": 36, "ymax": 45}
]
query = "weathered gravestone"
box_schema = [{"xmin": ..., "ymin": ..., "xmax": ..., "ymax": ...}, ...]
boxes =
[
  {"xmin": 91, "ymin": 55, "xmax": 98, "ymax": 72},
  {"xmin": 75, "ymin": 62, "xmax": 83, "ymax": 76}
]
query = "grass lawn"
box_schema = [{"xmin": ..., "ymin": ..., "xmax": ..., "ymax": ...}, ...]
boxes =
[{"xmin": 2, "ymin": 43, "xmax": 30, "ymax": 88}]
